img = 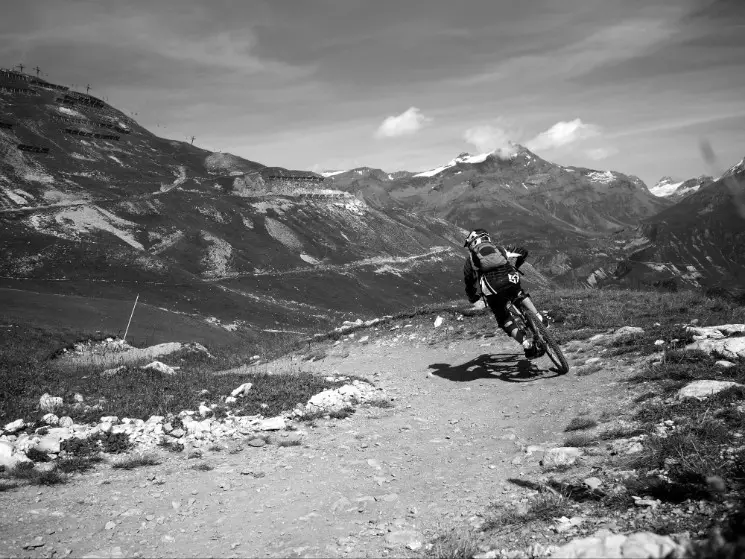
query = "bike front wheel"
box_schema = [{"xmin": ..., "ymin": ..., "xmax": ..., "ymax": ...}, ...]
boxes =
[{"xmin": 521, "ymin": 307, "xmax": 570, "ymax": 375}]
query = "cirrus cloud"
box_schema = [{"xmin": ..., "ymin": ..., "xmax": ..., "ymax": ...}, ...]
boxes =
[
  {"xmin": 374, "ymin": 107, "xmax": 432, "ymax": 138},
  {"xmin": 585, "ymin": 146, "xmax": 619, "ymax": 160},
  {"xmin": 525, "ymin": 118, "xmax": 601, "ymax": 152}
]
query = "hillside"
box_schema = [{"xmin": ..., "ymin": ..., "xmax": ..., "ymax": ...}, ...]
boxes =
[
  {"xmin": 577, "ymin": 156, "xmax": 745, "ymax": 292},
  {"xmin": 1, "ymin": 69, "xmax": 540, "ymax": 341},
  {"xmin": 649, "ymin": 175, "xmax": 714, "ymax": 201},
  {"xmin": 324, "ymin": 146, "xmax": 671, "ymax": 286}
]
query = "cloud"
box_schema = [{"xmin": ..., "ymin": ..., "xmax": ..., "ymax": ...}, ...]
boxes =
[
  {"xmin": 463, "ymin": 124, "xmax": 517, "ymax": 158},
  {"xmin": 525, "ymin": 118, "xmax": 600, "ymax": 151},
  {"xmin": 375, "ymin": 107, "xmax": 432, "ymax": 138},
  {"xmin": 585, "ymin": 147, "xmax": 618, "ymax": 160}
]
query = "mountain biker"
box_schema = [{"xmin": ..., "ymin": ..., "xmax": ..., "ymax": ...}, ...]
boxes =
[{"xmin": 463, "ymin": 228, "xmax": 546, "ymax": 359}]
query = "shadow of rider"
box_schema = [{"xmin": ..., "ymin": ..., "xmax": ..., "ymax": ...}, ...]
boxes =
[{"xmin": 428, "ymin": 353, "xmax": 556, "ymax": 383}]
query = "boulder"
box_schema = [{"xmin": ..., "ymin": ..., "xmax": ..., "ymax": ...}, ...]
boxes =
[
  {"xmin": 551, "ymin": 531, "xmax": 685, "ymax": 558},
  {"xmin": 677, "ymin": 380, "xmax": 743, "ymax": 400},
  {"xmin": 33, "ymin": 436, "xmax": 61, "ymax": 454},
  {"xmin": 42, "ymin": 413, "xmax": 60, "ymax": 426},
  {"xmin": 258, "ymin": 417, "xmax": 286, "ymax": 431},
  {"xmin": 686, "ymin": 337, "xmax": 745, "ymax": 360},
  {"xmin": 686, "ymin": 324, "xmax": 745, "ymax": 340},
  {"xmin": 101, "ymin": 365, "xmax": 126, "ymax": 377},
  {"xmin": 3, "ymin": 419, "xmax": 25, "ymax": 434},
  {"xmin": 39, "ymin": 393, "xmax": 63, "ymax": 413},
  {"xmin": 609, "ymin": 326, "xmax": 645, "ymax": 343},
  {"xmin": 230, "ymin": 382, "xmax": 253, "ymax": 398},
  {"xmin": 715, "ymin": 360, "xmax": 736, "ymax": 369},
  {"xmin": 542, "ymin": 447, "xmax": 583, "ymax": 468},
  {"xmin": 142, "ymin": 361, "xmax": 177, "ymax": 375}
]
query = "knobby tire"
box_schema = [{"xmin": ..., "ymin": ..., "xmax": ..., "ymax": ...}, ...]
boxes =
[{"xmin": 521, "ymin": 306, "xmax": 570, "ymax": 375}]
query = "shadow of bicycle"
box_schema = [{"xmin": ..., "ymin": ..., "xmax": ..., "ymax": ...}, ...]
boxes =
[{"xmin": 428, "ymin": 353, "xmax": 559, "ymax": 383}]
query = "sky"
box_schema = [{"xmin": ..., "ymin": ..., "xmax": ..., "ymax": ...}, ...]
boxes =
[{"xmin": 1, "ymin": 0, "xmax": 745, "ymax": 186}]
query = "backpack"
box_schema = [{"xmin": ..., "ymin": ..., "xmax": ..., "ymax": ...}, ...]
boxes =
[{"xmin": 469, "ymin": 239, "xmax": 510, "ymax": 273}]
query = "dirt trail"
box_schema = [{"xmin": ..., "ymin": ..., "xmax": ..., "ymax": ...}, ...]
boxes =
[{"xmin": 0, "ymin": 329, "xmax": 637, "ymax": 558}]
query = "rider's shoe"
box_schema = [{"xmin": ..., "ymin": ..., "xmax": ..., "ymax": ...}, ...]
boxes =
[
  {"xmin": 523, "ymin": 339, "xmax": 546, "ymax": 359},
  {"xmin": 523, "ymin": 340, "xmax": 540, "ymax": 359}
]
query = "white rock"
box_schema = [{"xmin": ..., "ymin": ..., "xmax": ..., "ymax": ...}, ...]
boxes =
[
  {"xmin": 434, "ymin": 316, "xmax": 444, "ymax": 328},
  {"xmin": 358, "ymin": 335, "xmax": 369, "ymax": 343},
  {"xmin": 542, "ymin": 447, "xmax": 582, "ymax": 468},
  {"xmin": 73, "ymin": 393, "xmax": 84, "ymax": 403},
  {"xmin": 610, "ymin": 326, "xmax": 645, "ymax": 343},
  {"xmin": 59, "ymin": 416, "xmax": 74, "ymax": 428},
  {"xmin": 230, "ymin": 382, "xmax": 253, "ymax": 398},
  {"xmin": 198, "ymin": 404, "xmax": 213, "ymax": 417},
  {"xmin": 100, "ymin": 416, "xmax": 119, "ymax": 424},
  {"xmin": 225, "ymin": 396, "xmax": 237, "ymax": 405},
  {"xmin": 0, "ymin": 440, "xmax": 13, "ymax": 462},
  {"xmin": 98, "ymin": 422, "xmax": 113, "ymax": 433},
  {"xmin": 715, "ymin": 360, "xmax": 736, "ymax": 369},
  {"xmin": 677, "ymin": 380, "xmax": 743, "ymax": 400},
  {"xmin": 686, "ymin": 336, "xmax": 745, "ymax": 360},
  {"xmin": 584, "ymin": 477, "xmax": 603, "ymax": 490},
  {"xmin": 145, "ymin": 416, "xmax": 164, "ymax": 425},
  {"xmin": 101, "ymin": 365, "xmax": 126, "ymax": 377},
  {"xmin": 33, "ymin": 436, "xmax": 61, "ymax": 454},
  {"xmin": 42, "ymin": 413, "xmax": 60, "ymax": 426},
  {"xmin": 555, "ymin": 516, "xmax": 586, "ymax": 533},
  {"xmin": 654, "ymin": 339, "xmax": 665, "ymax": 346},
  {"xmin": 258, "ymin": 417, "xmax": 286, "ymax": 431},
  {"xmin": 39, "ymin": 393, "xmax": 64, "ymax": 413},
  {"xmin": 3, "ymin": 419, "xmax": 25, "ymax": 434},
  {"xmin": 552, "ymin": 531, "xmax": 683, "ymax": 558},
  {"xmin": 687, "ymin": 324, "xmax": 745, "ymax": 340},
  {"xmin": 142, "ymin": 361, "xmax": 177, "ymax": 375}
]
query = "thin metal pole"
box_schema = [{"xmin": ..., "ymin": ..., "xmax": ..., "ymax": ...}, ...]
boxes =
[{"xmin": 123, "ymin": 294, "xmax": 139, "ymax": 342}]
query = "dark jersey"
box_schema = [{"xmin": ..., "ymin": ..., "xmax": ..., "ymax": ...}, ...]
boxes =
[{"xmin": 463, "ymin": 244, "xmax": 528, "ymax": 302}]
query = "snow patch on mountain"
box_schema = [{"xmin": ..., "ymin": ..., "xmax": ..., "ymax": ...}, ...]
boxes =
[
  {"xmin": 414, "ymin": 152, "xmax": 491, "ymax": 178},
  {"xmin": 585, "ymin": 170, "xmax": 615, "ymax": 184},
  {"xmin": 321, "ymin": 170, "xmax": 346, "ymax": 177},
  {"xmin": 650, "ymin": 176, "xmax": 684, "ymax": 197}
]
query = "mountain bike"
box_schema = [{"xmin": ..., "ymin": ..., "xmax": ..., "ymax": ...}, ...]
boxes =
[{"xmin": 507, "ymin": 272, "xmax": 569, "ymax": 375}]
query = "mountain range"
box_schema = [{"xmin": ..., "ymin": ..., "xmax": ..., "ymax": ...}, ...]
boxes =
[{"xmin": 1, "ymin": 68, "xmax": 743, "ymax": 341}]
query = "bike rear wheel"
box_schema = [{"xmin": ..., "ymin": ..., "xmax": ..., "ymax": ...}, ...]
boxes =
[{"xmin": 521, "ymin": 306, "xmax": 569, "ymax": 375}]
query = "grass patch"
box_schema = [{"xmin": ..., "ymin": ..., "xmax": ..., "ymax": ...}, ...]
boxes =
[
  {"xmin": 276, "ymin": 439, "xmax": 302, "ymax": 447},
  {"xmin": 301, "ymin": 406, "xmax": 356, "ymax": 422},
  {"xmin": 56, "ymin": 455, "xmax": 104, "ymax": 474},
  {"xmin": 191, "ymin": 463, "xmax": 213, "ymax": 471},
  {"xmin": 597, "ymin": 425, "xmax": 647, "ymax": 441},
  {"xmin": 428, "ymin": 526, "xmax": 481, "ymax": 559},
  {"xmin": 484, "ymin": 489, "xmax": 573, "ymax": 530},
  {"xmin": 564, "ymin": 433, "xmax": 597, "ymax": 447},
  {"xmin": 112, "ymin": 454, "xmax": 160, "ymax": 470},
  {"xmin": 25, "ymin": 448, "xmax": 51, "ymax": 462},
  {"xmin": 6, "ymin": 463, "xmax": 67, "ymax": 486},
  {"xmin": 158, "ymin": 439, "xmax": 184, "ymax": 453},
  {"xmin": 565, "ymin": 417, "xmax": 598, "ymax": 432},
  {"xmin": 0, "ymin": 321, "xmax": 374, "ymax": 425}
]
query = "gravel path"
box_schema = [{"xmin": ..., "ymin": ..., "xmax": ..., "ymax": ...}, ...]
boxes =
[{"xmin": 0, "ymin": 328, "xmax": 633, "ymax": 558}]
